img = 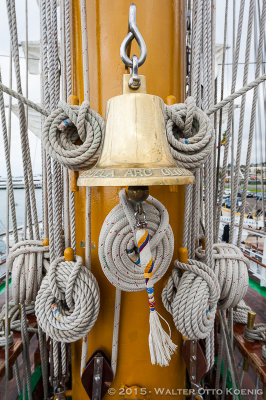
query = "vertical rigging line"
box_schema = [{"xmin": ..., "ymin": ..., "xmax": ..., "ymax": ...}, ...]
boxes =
[
  {"xmin": 230, "ymin": 0, "xmax": 255, "ymax": 243},
  {"xmin": 40, "ymin": 0, "xmax": 49, "ymax": 240},
  {"xmin": 46, "ymin": 0, "xmax": 55, "ymax": 261},
  {"xmin": 6, "ymin": 0, "xmax": 40, "ymax": 241},
  {"xmin": 237, "ymin": 0, "xmax": 266, "ymax": 245},
  {"xmin": 230, "ymin": 0, "xmax": 236, "ymax": 236},
  {"xmin": 215, "ymin": 0, "xmax": 229, "ymax": 209},
  {"xmin": 23, "ymin": 0, "xmax": 29, "ymax": 240},
  {"xmin": 4, "ymin": 49, "xmax": 18, "ymax": 250},
  {"xmin": 254, "ymin": 0, "xmax": 266, "ymax": 231},
  {"xmin": 215, "ymin": 0, "xmax": 246, "ymax": 241},
  {"xmin": 65, "ymin": 0, "xmax": 76, "ymax": 253},
  {"xmin": 60, "ymin": 0, "xmax": 70, "ymax": 249},
  {"xmin": 79, "ymin": 0, "xmax": 91, "ymax": 376},
  {"xmin": 39, "ymin": 1, "xmax": 50, "ymax": 397}
]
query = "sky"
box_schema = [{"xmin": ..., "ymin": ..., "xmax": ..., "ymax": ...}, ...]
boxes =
[{"xmin": 0, "ymin": 0, "xmax": 265, "ymax": 178}]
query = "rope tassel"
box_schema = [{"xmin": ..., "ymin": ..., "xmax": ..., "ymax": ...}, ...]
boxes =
[{"xmin": 136, "ymin": 228, "xmax": 177, "ymax": 366}]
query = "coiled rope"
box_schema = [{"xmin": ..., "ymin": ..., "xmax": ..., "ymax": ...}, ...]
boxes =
[
  {"xmin": 162, "ymin": 243, "xmax": 249, "ymax": 340},
  {"xmin": 98, "ymin": 189, "xmax": 174, "ymax": 292},
  {"xmin": 233, "ymin": 299, "xmax": 251, "ymax": 324},
  {"xmin": 43, "ymin": 101, "xmax": 104, "ymax": 170},
  {"xmin": 213, "ymin": 243, "xmax": 249, "ymax": 310},
  {"xmin": 164, "ymin": 97, "xmax": 214, "ymax": 170},
  {"xmin": 35, "ymin": 254, "xmax": 100, "ymax": 343},
  {"xmin": 244, "ymin": 324, "xmax": 266, "ymax": 342},
  {"xmin": 99, "ymin": 189, "xmax": 175, "ymax": 366},
  {"xmin": 7, "ymin": 240, "xmax": 49, "ymax": 304},
  {"xmin": 162, "ymin": 258, "xmax": 220, "ymax": 340}
]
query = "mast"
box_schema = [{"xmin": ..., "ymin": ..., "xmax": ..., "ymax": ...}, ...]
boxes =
[{"xmin": 70, "ymin": 1, "xmax": 187, "ymax": 398}]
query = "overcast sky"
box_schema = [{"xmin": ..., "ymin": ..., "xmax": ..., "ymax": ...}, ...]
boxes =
[{"xmin": 0, "ymin": 0, "xmax": 265, "ymax": 178}]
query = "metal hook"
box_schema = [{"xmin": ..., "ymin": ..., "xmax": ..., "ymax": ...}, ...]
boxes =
[
  {"xmin": 120, "ymin": 4, "xmax": 147, "ymax": 88},
  {"xmin": 134, "ymin": 202, "xmax": 147, "ymax": 228}
]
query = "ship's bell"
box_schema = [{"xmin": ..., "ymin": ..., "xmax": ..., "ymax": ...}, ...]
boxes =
[{"xmin": 78, "ymin": 75, "xmax": 194, "ymax": 187}]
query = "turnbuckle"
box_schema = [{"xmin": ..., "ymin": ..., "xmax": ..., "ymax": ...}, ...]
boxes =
[{"xmin": 120, "ymin": 3, "xmax": 147, "ymax": 89}]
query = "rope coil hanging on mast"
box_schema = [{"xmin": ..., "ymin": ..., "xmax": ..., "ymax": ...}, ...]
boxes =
[{"xmin": 35, "ymin": 250, "xmax": 100, "ymax": 343}]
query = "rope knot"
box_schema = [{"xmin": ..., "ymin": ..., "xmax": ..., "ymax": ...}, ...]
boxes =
[
  {"xmin": 162, "ymin": 259, "xmax": 220, "ymax": 340},
  {"xmin": 35, "ymin": 255, "xmax": 100, "ymax": 343},
  {"xmin": 43, "ymin": 101, "xmax": 104, "ymax": 170},
  {"xmin": 164, "ymin": 97, "xmax": 214, "ymax": 169},
  {"xmin": 48, "ymin": 255, "xmax": 83, "ymax": 309}
]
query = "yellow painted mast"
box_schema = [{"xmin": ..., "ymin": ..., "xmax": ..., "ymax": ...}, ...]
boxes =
[{"xmin": 70, "ymin": 1, "xmax": 187, "ymax": 398}]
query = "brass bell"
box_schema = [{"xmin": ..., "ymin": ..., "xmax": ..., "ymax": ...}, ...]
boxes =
[{"xmin": 78, "ymin": 75, "xmax": 194, "ymax": 187}]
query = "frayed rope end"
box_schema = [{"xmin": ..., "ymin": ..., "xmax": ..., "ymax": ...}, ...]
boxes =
[{"xmin": 149, "ymin": 310, "xmax": 177, "ymax": 367}]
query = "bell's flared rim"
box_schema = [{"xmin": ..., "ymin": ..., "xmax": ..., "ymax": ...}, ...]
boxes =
[{"xmin": 77, "ymin": 166, "xmax": 194, "ymax": 187}]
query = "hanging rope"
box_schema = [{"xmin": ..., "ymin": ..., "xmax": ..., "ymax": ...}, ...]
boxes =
[
  {"xmin": 162, "ymin": 242, "xmax": 249, "ymax": 367},
  {"xmin": 99, "ymin": 189, "xmax": 174, "ymax": 292},
  {"xmin": 162, "ymin": 258, "xmax": 220, "ymax": 340},
  {"xmin": 237, "ymin": 0, "xmax": 266, "ymax": 246},
  {"xmin": 213, "ymin": 243, "xmax": 249, "ymax": 310},
  {"xmin": 99, "ymin": 189, "xmax": 175, "ymax": 366},
  {"xmin": 43, "ymin": 101, "xmax": 104, "ymax": 170},
  {"xmin": 229, "ymin": 0, "xmax": 255, "ymax": 243},
  {"xmin": 35, "ymin": 253, "xmax": 100, "ymax": 343},
  {"xmin": 6, "ymin": 0, "xmax": 40, "ymax": 241},
  {"xmin": 164, "ymin": 97, "xmax": 214, "ymax": 170},
  {"xmin": 0, "ymin": 71, "xmax": 18, "ymax": 244}
]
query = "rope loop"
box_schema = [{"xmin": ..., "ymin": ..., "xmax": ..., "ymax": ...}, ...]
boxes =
[
  {"xmin": 164, "ymin": 96, "xmax": 214, "ymax": 170},
  {"xmin": 98, "ymin": 189, "xmax": 174, "ymax": 292},
  {"xmin": 162, "ymin": 259, "xmax": 220, "ymax": 340},
  {"xmin": 7, "ymin": 240, "xmax": 49, "ymax": 305},
  {"xmin": 35, "ymin": 255, "xmax": 100, "ymax": 343},
  {"xmin": 42, "ymin": 101, "xmax": 105, "ymax": 170}
]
